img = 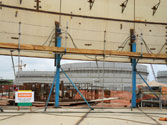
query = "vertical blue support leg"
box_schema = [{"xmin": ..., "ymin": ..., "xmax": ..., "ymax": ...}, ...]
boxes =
[
  {"xmin": 132, "ymin": 42, "xmax": 136, "ymax": 108},
  {"xmin": 55, "ymin": 37, "xmax": 61, "ymax": 107}
]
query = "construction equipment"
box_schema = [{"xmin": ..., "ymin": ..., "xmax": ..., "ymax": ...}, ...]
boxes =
[{"xmin": 136, "ymin": 82, "xmax": 167, "ymax": 108}]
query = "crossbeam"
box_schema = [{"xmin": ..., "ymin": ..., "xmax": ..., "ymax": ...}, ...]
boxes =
[{"xmin": 0, "ymin": 42, "xmax": 167, "ymax": 60}]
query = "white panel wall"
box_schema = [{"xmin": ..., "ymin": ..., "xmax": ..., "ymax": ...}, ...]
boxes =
[{"xmin": 0, "ymin": 1, "xmax": 167, "ymax": 63}]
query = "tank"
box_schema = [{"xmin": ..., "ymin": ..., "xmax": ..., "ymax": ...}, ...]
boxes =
[
  {"xmin": 15, "ymin": 62, "xmax": 148, "ymax": 90},
  {"xmin": 157, "ymin": 71, "xmax": 167, "ymax": 84}
]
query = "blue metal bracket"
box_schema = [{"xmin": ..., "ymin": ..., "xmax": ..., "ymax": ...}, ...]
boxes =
[{"xmin": 61, "ymin": 67, "xmax": 94, "ymax": 110}]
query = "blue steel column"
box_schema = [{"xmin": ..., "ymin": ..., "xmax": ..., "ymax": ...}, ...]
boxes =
[
  {"xmin": 131, "ymin": 30, "xmax": 136, "ymax": 108},
  {"xmin": 132, "ymin": 43, "xmax": 136, "ymax": 107},
  {"xmin": 55, "ymin": 32, "xmax": 61, "ymax": 107}
]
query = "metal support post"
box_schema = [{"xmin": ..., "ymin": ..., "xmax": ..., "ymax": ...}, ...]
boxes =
[
  {"xmin": 130, "ymin": 29, "xmax": 136, "ymax": 108},
  {"xmin": 55, "ymin": 35, "xmax": 61, "ymax": 108},
  {"xmin": 132, "ymin": 45, "xmax": 136, "ymax": 108},
  {"xmin": 51, "ymin": 22, "xmax": 62, "ymax": 108}
]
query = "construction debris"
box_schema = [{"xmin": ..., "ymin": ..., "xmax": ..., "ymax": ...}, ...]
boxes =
[{"xmin": 159, "ymin": 117, "xmax": 167, "ymax": 121}]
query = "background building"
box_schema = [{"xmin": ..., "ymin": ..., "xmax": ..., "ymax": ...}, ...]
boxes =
[
  {"xmin": 157, "ymin": 71, "xmax": 167, "ymax": 84},
  {"xmin": 15, "ymin": 62, "xmax": 148, "ymax": 90}
]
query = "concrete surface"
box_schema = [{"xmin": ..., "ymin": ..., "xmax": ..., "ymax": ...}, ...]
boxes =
[{"xmin": 0, "ymin": 107, "xmax": 166, "ymax": 125}]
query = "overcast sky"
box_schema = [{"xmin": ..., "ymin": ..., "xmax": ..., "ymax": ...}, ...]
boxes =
[
  {"xmin": 0, "ymin": 55, "xmax": 83, "ymax": 79},
  {"xmin": 0, "ymin": 55, "xmax": 167, "ymax": 81}
]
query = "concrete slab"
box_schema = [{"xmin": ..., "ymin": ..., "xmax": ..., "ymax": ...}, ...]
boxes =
[{"xmin": 0, "ymin": 107, "xmax": 166, "ymax": 125}]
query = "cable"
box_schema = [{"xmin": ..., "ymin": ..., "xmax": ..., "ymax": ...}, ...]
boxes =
[
  {"xmin": 0, "ymin": 19, "xmax": 52, "ymax": 28},
  {"xmin": 62, "ymin": 26, "xmax": 129, "ymax": 35},
  {"xmin": 0, "ymin": 19, "xmax": 129, "ymax": 36},
  {"xmin": 117, "ymin": 36, "xmax": 130, "ymax": 51},
  {"xmin": 140, "ymin": 36, "xmax": 153, "ymax": 54},
  {"xmin": 157, "ymin": 41, "xmax": 167, "ymax": 55},
  {"xmin": 0, "ymin": 19, "xmax": 18, "ymax": 24},
  {"xmin": 61, "ymin": 29, "xmax": 132, "ymax": 60},
  {"xmin": 61, "ymin": 30, "xmax": 98, "ymax": 60},
  {"xmin": 0, "ymin": 31, "xmax": 17, "ymax": 35},
  {"xmin": 64, "ymin": 30, "xmax": 131, "ymax": 60},
  {"xmin": 0, "ymin": 19, "xmax": 130, "ymax": 36},
  {"xmin": 0, "ymin": 31, "xmax": 50, "ymax": 38},
  {"xmin": 66, "ymin": 32, "xmax": 77, "ymax": 48},
  {"xmin": 42, "ymin": 29, "xmax": 55, "ymax": 46},
  {"xmin": 142, "ymin": 34, "xmax": 165, "ymax": 38},
  {"xmin": 72, "ymin": 38, "xmax": 122, "ymax": 44},
  {"xmin": 22, "ymin": 23, "xmax": 52, "ymax": 28},
  {"xmin": 48, "ymin": 34, "xmax": 55, "ymax": 47},
  {"xmin": 61, "ymin": 27, "xmax": 104, "ymax": 33},
  {"xmin": 46, "ymin": 29, "xmax": 124, "ymax": 49}
]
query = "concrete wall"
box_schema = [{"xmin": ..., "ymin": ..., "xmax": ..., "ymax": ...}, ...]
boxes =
[{"xmin": 1, "ymin": 0, "xmax": 167, "ymax": 64}]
